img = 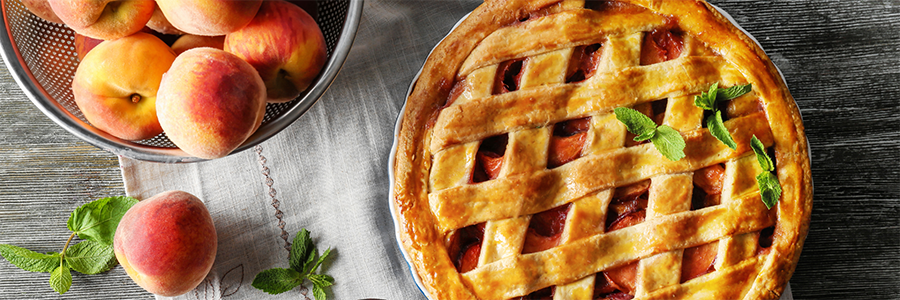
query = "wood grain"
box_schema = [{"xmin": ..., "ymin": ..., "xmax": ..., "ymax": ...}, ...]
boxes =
[
  {"xmin": 710, "ymin": 1, "xmax": 900, "ymax": 299},
  {"xmin": 0, "ymin": 60, "xmax": 152, "ymax": 298}
]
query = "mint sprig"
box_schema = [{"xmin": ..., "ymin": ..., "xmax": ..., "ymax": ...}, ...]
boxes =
[
  {"xmin": 614, "ymin": 107, "xmax": 686, "ymax": 161},
  {"xmin": 750, "ymin": 135, "xmax": 782, "ymax": 209},
  {"xmin": 0, "ymin": 196, "xmax": 138, "ymax": 294},
  {"xmin": 694, "ymin": 83, "xmax": 752, "ymax": 149},
  {"xmin": 252, "ymin": 229, "xmax": 335, "ymax": 299}
]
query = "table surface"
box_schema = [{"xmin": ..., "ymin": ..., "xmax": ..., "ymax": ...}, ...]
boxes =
[{"xmin": 0, "ymin": 1, "xmax": 898, "ymax": 299}]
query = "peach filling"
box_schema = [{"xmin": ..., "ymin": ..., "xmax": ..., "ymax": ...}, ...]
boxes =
[
  {"xmin": 513, "ymin": 286, "xmax": 554, "ymax": 300},
  {"xmin": 640, "ymin": 28, "xmax": 684, "ymax": 66},
  {"xmin": 593, "ymin": 181, "xmax": 650, "ymax": 298},
  {"xmin": 493, "ymin": 58, "xmax": 525, "ymax": 95},
  {"xmin": 691, "ymin": 164, "xmax": 726, "ymax": 210},
  {"xmin": 566, "ymin": 43, "xmax": 603, "ymax": 83},
  {"xmin": 472, "ymin": 134, "xmax": 509, "ymax": 183},
  {"xmin": 548, "ymin": 117, "xmax": 591, "ymax": 168},
  {"xmin": 680, "ymin": 241, "xmax": 718, "ymax": 283},
  {"xmin": 523, "ymin": 203, "xmax": 572, "ymax": 254},
  {"xmin": 756, "ymin": 226, "xmax": 775, "ymax": 255},
  {"xmin": 448, "ymin": 223, "xmax": 485, "ymax": 273}
]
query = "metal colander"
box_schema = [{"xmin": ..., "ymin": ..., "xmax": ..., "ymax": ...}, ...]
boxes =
[{"xmin": 0, "ymin": 0, "xmax": 362, "ymax": 163}]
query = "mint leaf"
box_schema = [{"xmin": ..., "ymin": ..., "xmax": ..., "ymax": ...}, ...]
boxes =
[
  {"xmin": 254, "ymin": 229, "xmax": 336, "ymax": 298},
  {"xmin": 252, "ymin": 268, "xmax": 303, "ymax": 295},
  {"xmin": 310, "ymin": 248, "xmax": 332, "ymax": 274},
  {"xmin": 707, "ymin": 111, "xmax": 737, "ymax": 150},
  {"xmin": 0, "ymin": 244, "xmax": 59, "ymax": 273},
  {"xmin": 614, "ymin": 107, "xmax": 686, "ymax": 161},
  {"xmin": 614, "ymin": 107, "xmax": 657, "ymax": 138},
  {"xmin": 750, "ymin": 135, "xmax": 773, "ymax": 171},
  {"xmin": 694, "ymin": 83, "xmax": 752, "ymax": 149},
  {"xmin": 308, "ymin": 274, "xmax": 334, "ymax": 287},
  {"xmin": 634, "ymin": 130, "xmax": 656, "ymax": 142},
  {"xmin": 717, "ymin": 83, "xmax": 752, "ymax": 101},
  {"xmin": 289, "ymin": 229, "xmax": 314, "ymax": 273},
  {"xmin": 49, "ymin": 264, "xmax": 72, "ymax": 294},
  {"xmin": 694, "ymin": 82, "xmax": 719, "ymax": 110},
  {"xmin": 64, "ymin": 240, "xmax": 117, "ymax": 275},
  {"xmin": 750, "ymin": 135, "xmax": 781, "ymax": 209},
  {"xmin": 650, "ymin": 125, "xmax": 686, "ymax": 161},
  {"xmin": 757, "ymin": 172, "xmax": 782, "ymax": 209},
  {"xmin": 67, "ymin": 196, "xmax": 138, "ymax": 245},
  {"xmin": 313, "ymin": 283, "xmax": 327, "ymax": 300}
]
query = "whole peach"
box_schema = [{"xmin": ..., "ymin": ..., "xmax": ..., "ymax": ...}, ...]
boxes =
[
  {"xmin": 171, "ymin": 34, "xmax": 225, "ymax": 55},
  {"xmin": 156, "ymin": 48, "xmax": 267, "ymax": 159},
  {"xmin": 114, "ymin": 191, "xmax": 217, "ymax": 297},
  {"xmin": 146, "ymin": 5, "xmax": 184, "ymax": 35},
  {"xmin": 48, "ymin": 0, "xmax": 155, "ymax": 40},
  {"xmin": 20, "ymin": 0, "xmax": 63, "ymax": 24},
  {"xmin": 225, "ymin": 0, "xmax": 326, "ymax": 103},
  {"xmin": 72, "ymin": 33, "xmax": 175, "ymax": 141},
  {"xmin": 156, "ymin": 0, "xmax": 262, "ymax": 36}
]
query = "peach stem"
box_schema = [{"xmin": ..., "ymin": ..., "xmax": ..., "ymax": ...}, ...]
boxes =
[{"xmin": 131, "ymin": 94, "xmax": 141, "ymax": 103}]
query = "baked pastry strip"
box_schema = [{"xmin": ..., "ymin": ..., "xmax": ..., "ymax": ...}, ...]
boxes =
[
  {"xmin": 461, "ymin": 193, "xmax": 773, "ymax": 299},
  {"xmin": 429, "ymin": 113, "xmax": 773, "ymax": 232}
]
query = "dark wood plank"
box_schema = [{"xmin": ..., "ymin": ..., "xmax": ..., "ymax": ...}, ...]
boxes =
[
  {"xmin": 0, "ymin": 58, "xmax": 152, "ymax": 299},
  {"xmin": 710, "ymin": 1, "xmax": 900, "ymax": 299}
]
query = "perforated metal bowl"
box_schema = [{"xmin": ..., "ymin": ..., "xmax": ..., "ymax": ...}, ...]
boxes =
[{"xmin": 0, "ymin": 0, "xmax": 362, "ymax": 163}]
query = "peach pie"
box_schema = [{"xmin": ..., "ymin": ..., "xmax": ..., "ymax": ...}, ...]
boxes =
[{"xmin": 391, "ymin": 0, "xmax": 812, "ymax": 299}]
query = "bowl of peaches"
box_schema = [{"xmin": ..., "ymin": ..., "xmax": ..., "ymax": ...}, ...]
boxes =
[{"xmin": 0, "ymin": 0, "xmax": 362, "ymax": 163}]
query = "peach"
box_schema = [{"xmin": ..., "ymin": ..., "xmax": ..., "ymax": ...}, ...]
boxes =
[
  {"xmin": 20, "ymin": 0, "xmax": 63, "ymax": 24},
  {"xmin": 48, "ymin": 0, "xmax": 155, "ymax": 40},
  {"xmin": 72, "ymin": 33, "xmax": 175, "ymax": 141},
  {"xmin": 171, "ymin": 34, "xmax": 225, "ymax": 55},
  {"xmin": 156, "ymin": 48, "xmax": 267, "ymax": 159},
  {"xmin": 73, "ymin": 33, "xmax": 102, "ymax": 61},
  {"xmin": 225, "ymin": 0, "xmax": 326, "ymax": 103},
  {"xmin": 114, "ymin": 190, "xmax": 217, "ymax": 297},
  {"xmin": 146, "ymin": 5, "xmax": 184, "ymax": 35},
  {"xmin": 156, "ymin": 0, "xmax": 262, "ymax": 36}
]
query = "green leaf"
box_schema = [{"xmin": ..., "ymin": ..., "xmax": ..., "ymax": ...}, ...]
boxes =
[
  {"xmin": 717, "ymin": 83, "xmax": 752, "ymax": 101},
  {"xmin": 252, "ymin": 268, "xmax": 303, "ymax": 295},
  {"xmin": 67, "ymin": 196, "xmax": 139, "ymax": 245},
  {"xmin": 64, "ymin": 240, "xmax": 117, "ymax": 275},
  {"xmin": 650, "ymin": 125, "xmax": 686, "ymax": 161},
  {"xmin": 614, "ymin": 107, "xmax": 657, "ymax": 138},
  {"xmin": 289, "ymin": 229, "xmax": 314, "ymax": 273},
  {"xmin": 312, "ymin": 283, "xmax": 327, "ymax": 300},
  {"xmin": 310, "ymin": 248, "xmax": 332, "ymax": 274},
  {"xmin": 633, "ymin": 130, "xmax": 656, "ymax": 142},
  {"xmin": 750, "ymin": 135, "xmax": 774, "ymax": 171},
  {"xmin": 757, "ymin": 172, "xmax": 783, "ymax": 209},
  {"xmin": 308, "ymin": 274, "xmax": 334, "ymax": 287},
  {"xmin": 0, "ymin": 244, "xmax": 60, "ymax": 273},
  {"xmin": 693, "ymin": 82, "xmax": 719, "ymax": 111},
  {"xmin": 49, "ymin": 264, "xmax": 72, "ymax": 294},
  {"xmin": 707, "ymin": 111, "xmax": 737, "ymax": 150}
]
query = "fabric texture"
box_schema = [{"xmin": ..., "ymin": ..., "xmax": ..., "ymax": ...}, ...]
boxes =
[{"xmin": 118, "ymin": 1, "xmax": 792, "ymax": 299}]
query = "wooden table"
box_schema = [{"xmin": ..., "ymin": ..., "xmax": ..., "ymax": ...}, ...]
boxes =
[{"xmin": 0, "ymin": 1, "xmax": 897, "ymax": 299}]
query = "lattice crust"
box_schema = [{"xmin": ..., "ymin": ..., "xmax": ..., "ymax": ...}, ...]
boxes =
[{"xmin": 392, "ymin": 0, "xmax": 812, "ymax": 299}]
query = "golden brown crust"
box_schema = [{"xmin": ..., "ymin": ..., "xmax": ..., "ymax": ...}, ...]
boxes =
[{"xmin": 392, "ymin": 0, "xmax": 811, "ymax": 299}]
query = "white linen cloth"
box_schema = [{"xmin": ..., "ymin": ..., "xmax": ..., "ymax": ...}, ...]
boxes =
[{"xmin": 119, "ymin": 1, "xmax": 792, "ymax": 299}]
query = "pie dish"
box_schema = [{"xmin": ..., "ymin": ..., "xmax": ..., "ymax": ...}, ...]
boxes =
[{"xmin": 390, "ymin": 0, "xmax": 812, "ymax": 299}]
